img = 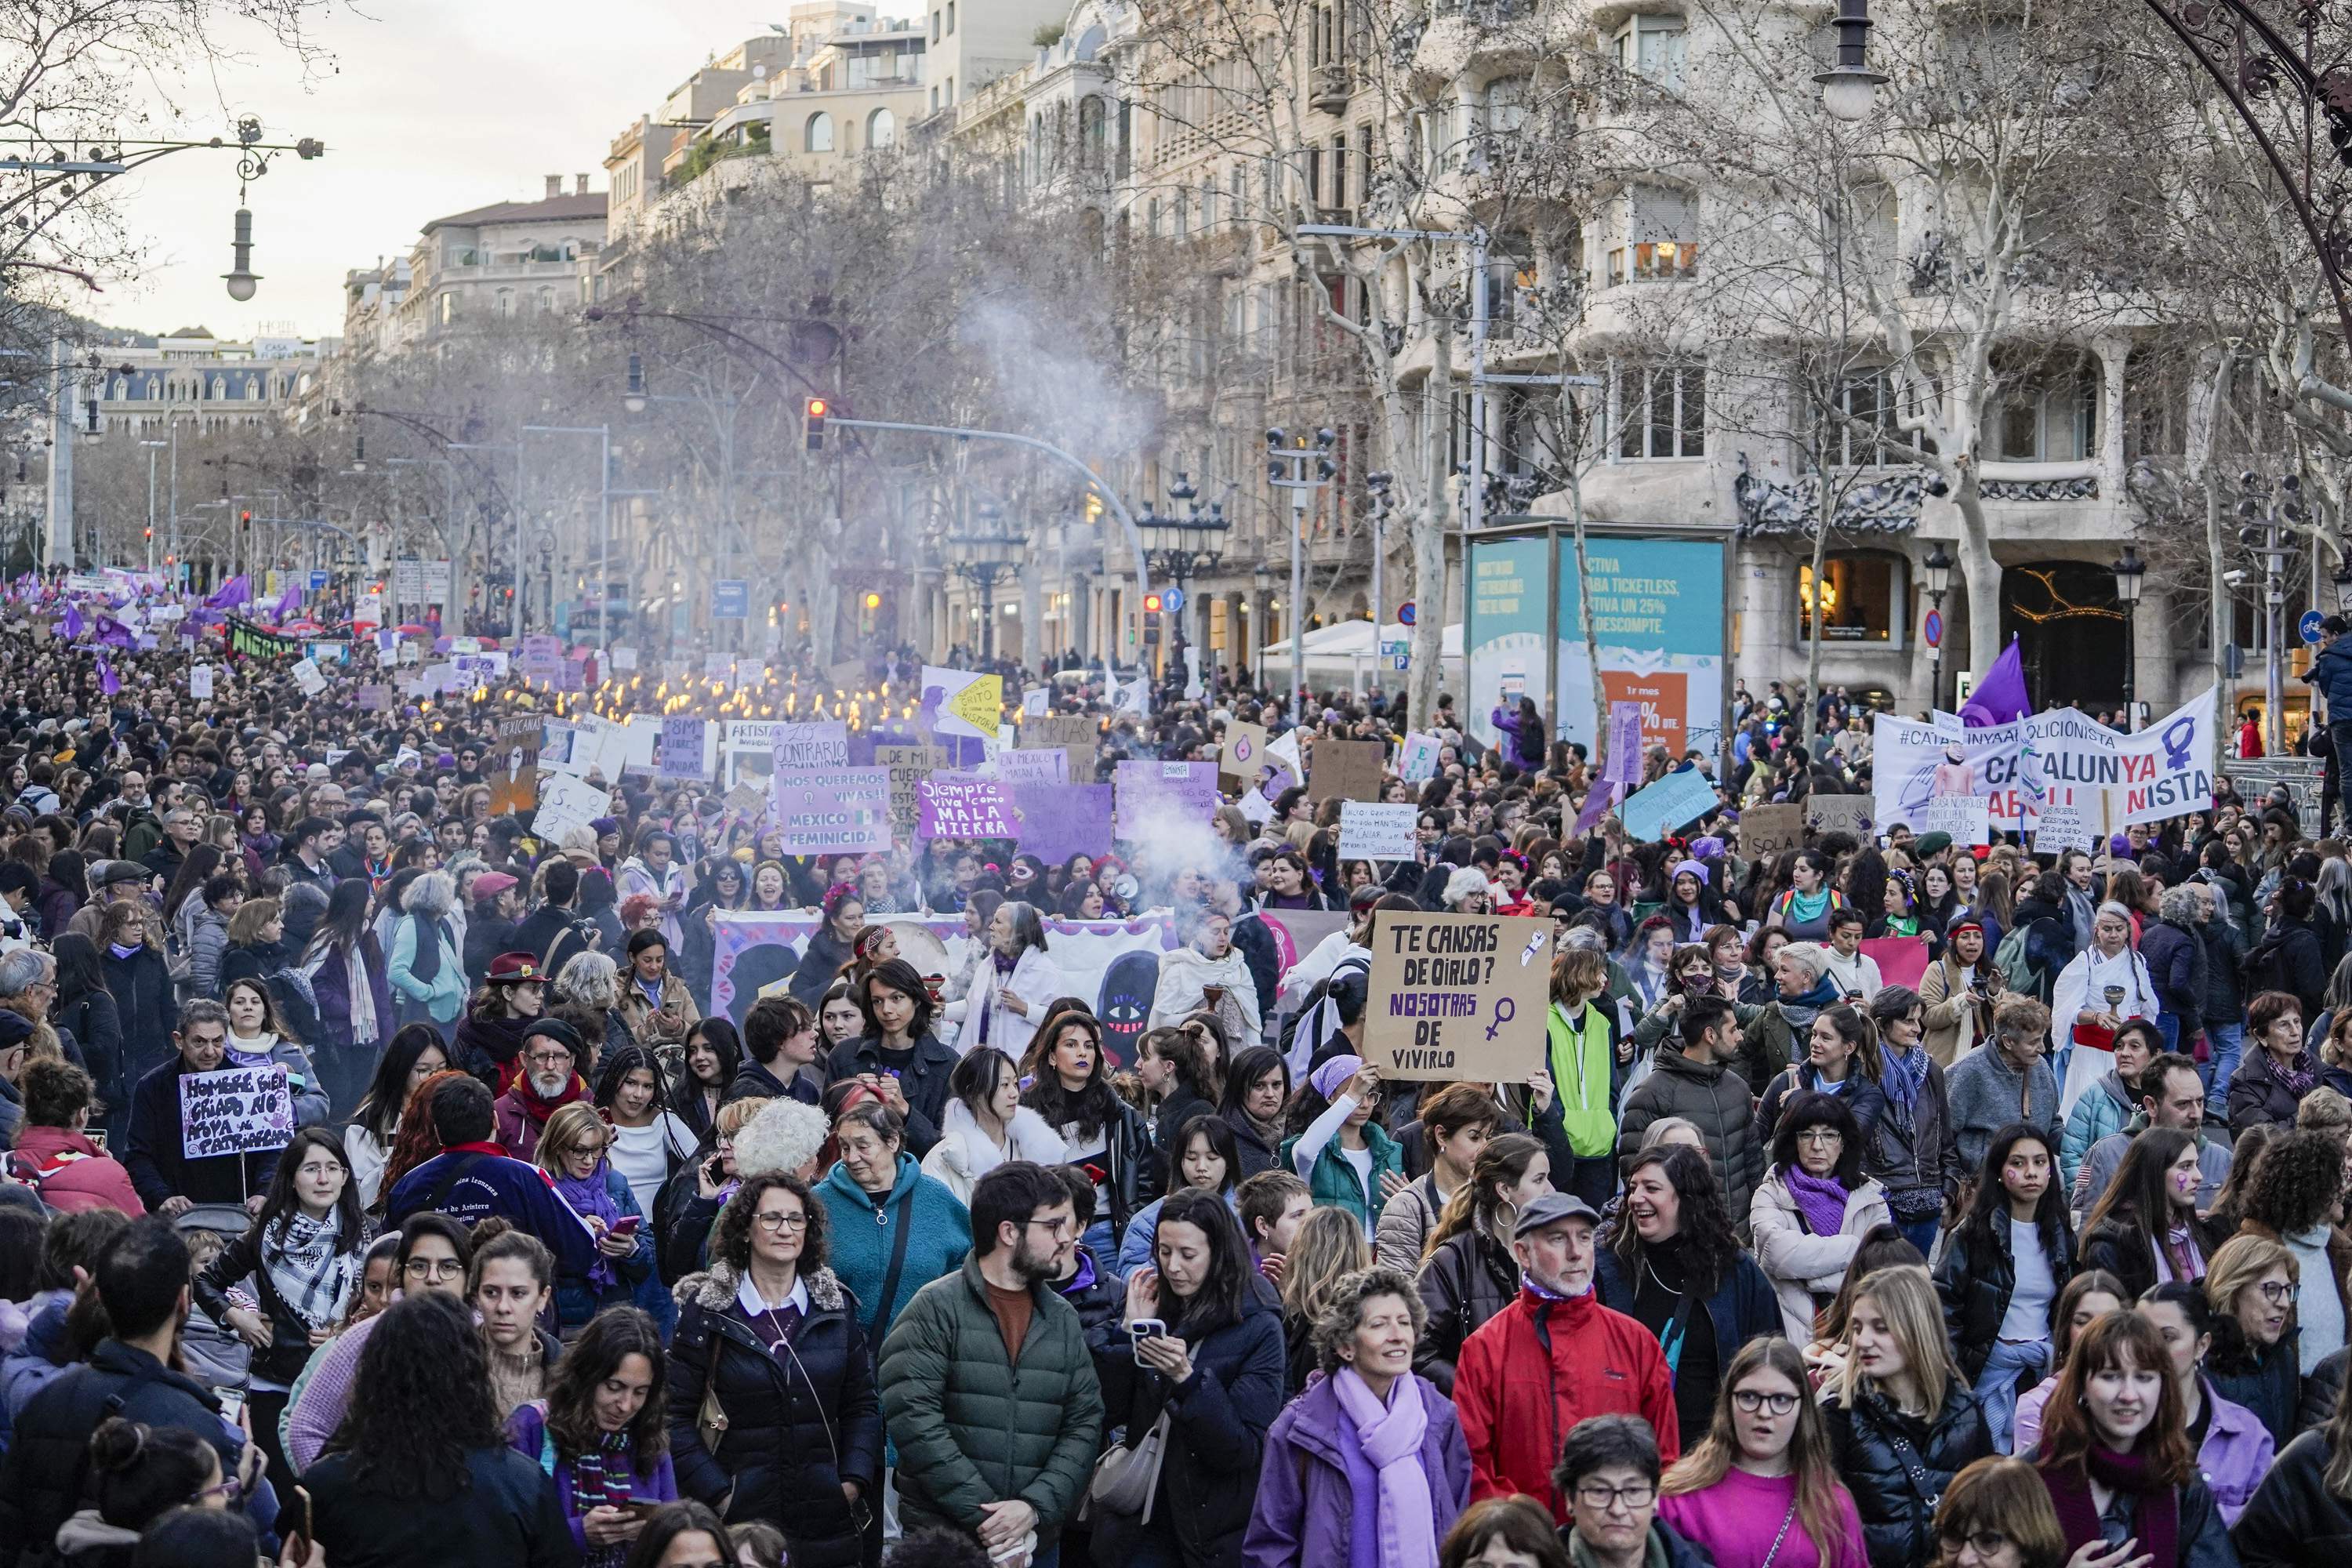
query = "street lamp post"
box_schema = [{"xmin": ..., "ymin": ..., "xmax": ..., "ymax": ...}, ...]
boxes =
[
  {"xmin": 1366, "ymin": 470, "xmax": 1394, "ymax": 691},
  {"xmin": 942, "ymin": 505, "xmax": 1025, "ymax": 663},
  {"xmin": 2240, "ymin": 472, "xmax": 2301, "ymax": 757},
  {"xmin": 1922, "ymin": 542, "xmax": 1952, "ymax": 711},
  {"xmin": 1252, "ymin": 563, "xmax": 1273, "ymax": 691},
  {"xmin": 2111, "ymin": 545, "xmax": 2145, "ymax": 730},
  {"xmin": 139, "ymin": 440, "xmax": 168, "ymax": 572},
  {"xmin": 1266, "ymin": 427, "xmax": 1338, "ymax": 713},
  {"xmin": 1137, "ymin": 472, "xmax": 1231, "ymax": 702}
]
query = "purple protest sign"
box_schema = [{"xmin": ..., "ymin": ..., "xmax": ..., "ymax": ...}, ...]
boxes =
[
  {"xmin": 771, "ymin": 766, "xmax": 891, "ymax": 854},
  {"xmin": 1605, "ymin": 701, "xmax": 1643, "ymax": 789},
  {"xmin": 918, "ymin": 771, "xmax": 1019, "ymax": 839},
  {"xmin": 659, "ymin": 716, "xmax": 707, "ymax": 779},
  {"xmin": 1573, "ymin": 779, "xmax": 1620, "ymax": 836},
  {"xmin": 1012, "ymin": 782, "xmax": 1116, "ymax": 862},
  {"xmin": 1113, "ymin": 760, "xmax": 1219, "ymax": 840}
]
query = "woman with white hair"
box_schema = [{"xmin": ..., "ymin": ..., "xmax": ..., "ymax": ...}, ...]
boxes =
[
  {"xmin": 2049, "ymin": 898, "xmax": 2158, "ymax": 1118},
  {"xmin": 383, "ymin": 870, "xmax": 463, "ymax": 1044},
  {"xmin": 1442, "ymin": 866, "xmax": 1494, "ymax": 913},
  {"xmin": 550, "ymin": 949, "xmax": 637, "ymax": 1062}
]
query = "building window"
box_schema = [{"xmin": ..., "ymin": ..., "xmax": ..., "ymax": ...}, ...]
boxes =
[
  {"xmin": 1819, "ymin": 368, "xmax": 1894, "ymax": 467},
  {"xmin": 1613, "ymin": 15, "xmax": 1686, "ymax": 86},
  {"xmin": 806, "ymin": 113, "xmax": 835, "ymax": 152},
  {"xmin": 1605, "ymin": 185, "xmax": 1697, "ymax": 285},
  {"xmin": 1613, "ymin": 364, "xmax": 1705, "ymax": 459},
  {"xmin": 931, "ymin": 9, "xmax": 941, "ymax": 42},
  {"xmin": 868, "ymin": 107, "xmax": 897, "ymax": 147},
  {"xmin": 1484, "ymin": 75, "xmax": 1528, "ymax": 135},
  {"xmin": 1798, "ymin": 554, "xmax": 1904, "ymax": 644},
  {"xmin": 1079, "ymin": 96, "xmax": 1106, "ymax": 167},
  {"xmin": 946, "ymin": 2, "xmax": 955, "ymax": 32},
  {"xmin": 536, "ymin": 288, "xmax": 556, "ymax": 314},
  {"xmin": 439, "ymin": 293, "xmax": 459, "ymax": 325}
]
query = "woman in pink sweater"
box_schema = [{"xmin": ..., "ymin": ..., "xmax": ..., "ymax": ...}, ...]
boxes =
[{"xmin": 1658, "ymin": 1338, "xmax": 1871, "ymax": 1568}]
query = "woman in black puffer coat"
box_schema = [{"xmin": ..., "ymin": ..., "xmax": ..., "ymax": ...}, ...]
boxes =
[
  {"xmin": 2234, "ymin": 1393, "xmax": 2352, "ymax": 1565},
  {"xmin": 1820, "ymin": 1265, "xmax": 1994, "ymax": 1568},
  {"xmin": 1411, "ymin": 1134, "xmax": 1544, "ymax": 1395},
  {"xmin": 668, "ymin": 1173, "xmax": 882, "ymax": 1568}
]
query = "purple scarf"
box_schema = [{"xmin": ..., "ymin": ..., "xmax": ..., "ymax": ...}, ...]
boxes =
[
  {"xmin": 554, "ymin": 1160, "xmax": 626, "ymax": 1291},
  {"xmin": 1782, "ymin": 1165, "xmax": 1852, "ymax": 1238},
  {"xmin": 1332, "ymin": 1369, "xmax": 1439, "ymax": 1568},
  {"xmin": 2042, "ymin": 1449, "xmax": 2178, "ymax": 1568}
]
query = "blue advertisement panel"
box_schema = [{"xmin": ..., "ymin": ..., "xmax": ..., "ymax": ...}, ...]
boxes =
[
  {"xmin": 1555, "ymin": 537, "xmax": 1726, "ymax": 759},
  {"xmin": 1466, "ymin": 536, "xmax": 1552, "ymax": 748}
]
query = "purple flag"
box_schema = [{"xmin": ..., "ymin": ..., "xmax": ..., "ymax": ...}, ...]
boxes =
[
  {"xmin": 272, "ymin": 583, "xmax": 301, "ymax": 622},
  {"xmin": 60, "ymin": 604, "xmax": 83, "ymax": 641},
  {"xmin": 94, "ymin": 615, "xmax": 134, "ymax": 649},
  {"xmin": 1960, "ymin": 637, "xmax": 2030, "ymax": 728},
  {"xmin": 96, "ymin": 656, "xmax": 118, "ymax": 697},
  {"xmin": 1573, "ymin": 779, "xmax": 1620, "ymax": 836},
  {"xmin": 204, "ymin": 575, "xmax": 251, "ymax": 610}
]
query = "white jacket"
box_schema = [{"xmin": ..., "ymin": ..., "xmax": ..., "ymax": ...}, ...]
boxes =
[
  {"xmin": 953, "ymin": 943, "xmax": 1061, "ymax": 1062},
  {"xmin": 918, "ymin": 1098, "xmax": 1067, "ymax": 1205},
  {"xmin": 1749, "ymin": 1167, "xmax": 1893, "ymax": 1341},
  {"xmin": 1149, "ymin": 945, "xmax": 1263, "ymax": 1051}
]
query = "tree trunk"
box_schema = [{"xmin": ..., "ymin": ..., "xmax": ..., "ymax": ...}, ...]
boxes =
[
  {"xmin": 1566, "ymin": 465, "xmax": 1607, "ymax": 767},
  {"xmin": 1952, "ymin": 470, "xmax": 2002, "ymax": 695},
  {"xmin": 1408, "ymin": 347, "xmax": 1453, "ymax": 728}
]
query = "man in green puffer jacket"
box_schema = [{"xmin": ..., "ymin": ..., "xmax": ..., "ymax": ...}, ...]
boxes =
[
  {"xmin": 1614, "ymin": 995, "xmax": 1766, "ymax": 1229},
  {"xmin": 880, "ymin": 1161, "xmax": 1105, "ymax": 1561}
]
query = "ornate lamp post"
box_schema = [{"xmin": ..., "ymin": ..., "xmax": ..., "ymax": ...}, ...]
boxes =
[
  {"xmin": 942, "ymin": 503, "xmax": 1025, "ymax": 663},
  {"xmin": 1138, "ymin": 472, "xmax": 1230, "ymax": 699},
  {"xmin": 2111, "ymin": 544, "xmax": 2145, "ymax": 730},
  {"xmin": 1922, "ymin": 542, "xmax": 1952, "ymax": 710}
]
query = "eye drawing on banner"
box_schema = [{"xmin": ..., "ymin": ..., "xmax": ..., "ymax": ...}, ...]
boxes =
[{"xmin": 1095, "ymin": 950, "xmax": 1161, "ymax": 1065}]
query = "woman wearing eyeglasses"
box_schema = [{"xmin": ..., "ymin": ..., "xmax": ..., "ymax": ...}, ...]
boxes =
[
  {"xmin": 1927, "ymin": 1456, "xmax": 2069, "ymax": 1568},
  {"xmin": 283, "ymin": 1211, "xmax": 475, "ymax": 1473},
  {"xmin": 669, "ymin": 1171, "xmax": 883, "ymax": 1568},
  {"xmin": 1657, "ymin": 1338, "xmax": 1871, "ymax": 1568},
  {"xmin": 1752, "ymin": 1093, "xmax": 1892, "ymax": 1343},
  {"xmin": 2200, "ymin": 1233, "xmax": 2303, "ymax": 1449},
  {"xmin": 55, "ymin": 1417, "xmax": 264, "ymax": 1563},
  {"xmin": 1934, "ymin": 1125, "xmax": 2078, "ymax": 1454}
]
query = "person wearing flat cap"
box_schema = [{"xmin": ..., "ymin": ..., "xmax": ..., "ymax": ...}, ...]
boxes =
[{"xmin": 1448, "ymin": 1191, "xmax": 1681, "ymax": 1523}]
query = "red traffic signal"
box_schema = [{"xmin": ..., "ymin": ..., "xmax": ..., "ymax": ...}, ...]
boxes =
[
  {"xmin": 804, "ymin": 397, "xmax": 829, "ymax": 452},
  {"xmin": 1143, "ymin": 593, "xmax": 1162, "ymax": 613}
]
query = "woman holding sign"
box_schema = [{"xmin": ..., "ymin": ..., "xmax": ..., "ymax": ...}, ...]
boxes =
[{"xmin": 2049, "ymin": 904, "xmax": 2159, "ymax": 1120}]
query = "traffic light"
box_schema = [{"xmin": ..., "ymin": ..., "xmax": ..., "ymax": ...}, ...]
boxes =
[
  {"xmin": 804, "ymin": 397, "xmax": 828, "ymax": 452},
  {"xmin": 238, "ymin": 509, "xmax": 252, "ymax": 531},
  {"xmin": 1143, "ymin": 593, "xmax": 1163, "ymax": 646}
]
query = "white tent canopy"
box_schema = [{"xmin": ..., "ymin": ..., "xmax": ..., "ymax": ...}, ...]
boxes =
[
  {"xmin": 1257, "ymin": 620, "xmax": 1463, "ymax": 691},
  {"xmin": 1259, "ymin": 620, "xmax": 1461, "ymax": 657}
]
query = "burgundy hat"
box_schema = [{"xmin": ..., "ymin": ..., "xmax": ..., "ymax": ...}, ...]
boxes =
[
  {"xmin": 472, "ymin": 872, "xmax": 518, "ymax": 901},
  {"xmin": 487, "ymin": 952, "xmax": 545, "ymax": 985}
]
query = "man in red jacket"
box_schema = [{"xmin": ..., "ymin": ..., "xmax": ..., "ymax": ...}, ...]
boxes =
[{"xmin": 1453, "ymin": 1191, "xmax": 1679, "ymax": 1523}]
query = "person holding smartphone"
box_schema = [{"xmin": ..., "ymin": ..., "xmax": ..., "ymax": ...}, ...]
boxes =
[
  {"xmin": 507, "ymin": 1306, "xmax": 678, "ymax": 1565},
  {"xmin": 535, "ymin": 1102, "xmax": 656, "ymax": 1332}
]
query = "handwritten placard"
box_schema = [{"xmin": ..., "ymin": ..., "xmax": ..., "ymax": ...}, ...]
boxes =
[
  {"xmin": 919, "ymin": 772, "xmax": 1020, "ymax": 839},
  {"xmin": 179, "ymin": 1065, "xmax": 296, "ymax": 1160},
  {"xmin": 1338, "ymin": 801, "xmax": 1418, "ymax": 862},
  {"xmin": 659, "ymin": 717, "xmax": 708, "ymax": 780},
  {"xmin": 771, "ymin": 767, "xmax": 892, "ymax": 854},
  {"xmin": 769, "ymin": 720, "xmax": 850, "ymax": 771},
  {"xmin": 876, "ymin": 743, "xmax": 945, "ymax": 835},
  {"xmin": 1740, "ymin": 804, "xmax": 1804, "ymax": 859},
  {"xmin": 1363, "ymin": 913, "xmax": 1554, "ymax": 1082}
]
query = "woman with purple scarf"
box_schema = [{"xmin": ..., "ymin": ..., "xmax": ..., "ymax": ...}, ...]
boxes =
[
  {"xmin": 1748, "ymin": 1092, "xmax": 1891, "ymax": 1342},
  {"xmin": 506, "ymin": 1306, "xmax": 678, "ymax": 1568},
  {"xmin": 535, "ymin": 1100, "xmax": 656, "ymax": 1333},
  {"xmin": 1243, "ymin": 1265, "xmax": 1471, "ymax": 1568}
]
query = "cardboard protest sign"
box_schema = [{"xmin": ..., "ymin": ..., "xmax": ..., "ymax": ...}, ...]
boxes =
[
  {"xmin": 1925, "ymin": 793, "xmax": 1991, "ymax": 847},
  {"xmin": 1740, "ymin": 804, "xmax": 1804, "ymax": 858},
  {"xmin": 1023, "ymin": 713, "xmax": 1098, "ymax": 751},
  {"xmin": 919, "ymin": 772, "xmax": 1020, "ymax": 838},
  {"xmin": 190, "ymin": 665, "xmax": 214, "ymax": 700},
  {"xmin": 179, "ymin": 1065, "xmax": 296, "ymax": 1160},
  {"xmin": 534, "ymin": 772, "xmax": 608, "ymax": 842},
  {"xmin": 1338, "ymin": 801, "xmax": 1419, "ymax": 862},
  {"xmin": 488, "ymin": 714, "xmax": 543, "ymax": 816},
  {"xmin": 1621, "ymin": 769, "xmax": 1718, "ymax": 842},
  {"xmin": 355, "ymin": 683, "xmax": 391, "ymax": 713},
  {"xmin": 1014, "ymin": 782, "xmax": 1117, "ymax": 863},
  {"xmin": 1221, "ymin": 723, "xmax": 1269, "ymax": 783},
  {"xmin": 659, "ymin": 717, "xmax": 708, "ymax": 780},
  {"xmin": 993, "ymin": 749, "xmax": 1068, "ymax": 786},
  {"xmin": 1308, "ymin": 738, "xmax": 1386, "ymax": 803},
  {"xmin": 876, "ymin": 744, "xmax": 946, "ymax": 836},
  {"xmin": 1114, "ymin": 760, "xmax": 1220, "ymax": 840},
  {"xmin": 724, "ymin": 783, "xmax": 768, "ymax": 820},
  {"xmin": 1805, "ymin": 794, "xmax": 1875, "ymax": 840},
  {"xmin": 1364, "ymin": 913, "xmax": 1555, "ymax": 1082},
  {"xmin": 770, "ymin": 720, "xmax": 849, "ymax": 771},
  {"xmin": 771, "ymin": 767, "xmax": 892, "ymax": 854},
  {"xmin": 291, "ymin": 659, "xmax": 327, "ymax": 697}
]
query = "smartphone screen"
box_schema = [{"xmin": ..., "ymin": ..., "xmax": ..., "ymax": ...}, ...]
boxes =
[
  {"xmin": 217, "ymin": 1388, "xmax": 245, "ymax": 1424},
  {"xmin": 612, "ymin": 1215, "xmax": 641, "ymax": 1236}
]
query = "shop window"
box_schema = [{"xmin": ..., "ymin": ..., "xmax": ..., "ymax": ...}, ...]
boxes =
[{"xmin": 1798, "ymin": 553, "xmax": 1904, "ymax": 644}]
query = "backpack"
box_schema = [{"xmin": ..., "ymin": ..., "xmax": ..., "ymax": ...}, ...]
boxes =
[{"xmin": 1993, "ymin": 924, "xmax": 2036, "ymax": 995}]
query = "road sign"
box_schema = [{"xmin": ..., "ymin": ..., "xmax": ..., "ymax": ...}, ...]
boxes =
[
  {"xmin": 307, "ymin": 571, "xmax": 328, "ymax": 593},
  {"xmin": 2303, "ymin": 609, "xmax": 2328, "ymax": 645},
  {"xmin": 1398, "ymin": 600, "xmax": 1417, "ymax": 626},
  {"xmin": 1163, "ymin": 586, "xmax": 1185, "ymax": 612},
  {"xmin": 1923, "ymin": 608, "xmax": 1943, "ymax": 649},
  {"xmin": 713, "ymin": 579, "xmax": 749, "ymax": 620}
]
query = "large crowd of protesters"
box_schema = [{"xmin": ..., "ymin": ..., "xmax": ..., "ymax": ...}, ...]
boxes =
[{"xmin": 1, "ymin": 624, "xmax": 2350, "ymax": 1568}]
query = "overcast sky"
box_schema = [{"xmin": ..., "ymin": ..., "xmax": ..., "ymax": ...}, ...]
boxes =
[{"xmin": 82, "ymin": 0, "xmax": 865, "ymax": 343}]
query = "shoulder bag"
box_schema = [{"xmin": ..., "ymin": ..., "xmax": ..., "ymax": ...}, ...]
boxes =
[{"xmin": 1086, "ymin": 1407, "xmax": 1172, "ymax": 1521}]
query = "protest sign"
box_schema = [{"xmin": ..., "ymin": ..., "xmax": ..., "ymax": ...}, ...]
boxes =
[
  {"xmin": 1604, "ymin": 702, "xmax": 1644, "ymax": 789},
  {"xmin": 1221, "ymin": 723, "xmax": 1269, "ymax": 783},
  {"xmin": 769, "ymin": 720, "xmax": 849, "ymax": 771},
  {"xmin": 524, "ymin": 633, "xmax": 561, "ymax": 661},
  {"xmin": 179, "ymin": 1065, "xmax": 296, "ymax": 1160},
  {"xmin": 659, "ymin": 717, "xmax": 708, "ymax": 780},
  {"xmin": 724, "ymin": 783, "xmax": 768, "ymax": 820},
  {"xmin": 771, "ymin": 767, "xmax": 892, "ymax": 854},
  {"xmin": 1308, "ymin": 738, "xmax": 1387, "ymax": 803},
  {"xmin": 1023, "ymin": 713, "xmax": 1098, "ymax": 750},
  {"xmin": 993, "ymin": 749, "xmax": 1068, "ymax": 786},
  {"xmin": 1338, "ymin": 801, "xmax": 1419, "ymax": 861},
  {"xmin": 1805, "ymin": 794, "xmax": 1876, "ymax": 840},
  {"xmin": 2032, "ymin": 803, "xmax": 2095, "ymax": 858},
  {"xmin": 1363, "ymin": 913, "xmax": 1554, "ymax": 1082},
  {"xmin": 1013, "ymin": 782, "xmax": 1117, "ymax": 863},
  {"xmin": 1860, "ymin": 936, "xmax": 1933, "ymax": 993},
  {"xmin": 1396, "ymin": 732, "xmax": 1442, "ymax": 782},
  {"xmin": 1740, "ymin": 804, "xmax": 1804, "ymax": 859},
  {"xmin": 2114, "ymin": 688, "xmax": 2218, "ymax": 826},
  {"xmin": 1621, "ymin": 768, "xmax": 1718, "ymax": 842},
  {"xmin": 355, "ymin": 683, "xmax": 390, "ymax": 713},
  {"xmin": 876, "ymin": 744, "xmax": 945, "ymax": 835},
  {"xmin": 919, "ymin": 772, "xmax": 1019, "ymax": 838},
  {"xmin": 488, "ymin": 714, "xmax": 543, "ymax": 815},
  {"xmin": 534, "ymin": 772, "xmax": 608, "ymax": 842},
  {"xmin": 291, "ymin": 659, "xmax": 327, "ymax": 697},
  {"xmin": 1114, "ymin": 760, "xmax": 1220, "ymax": 840},
  {"xmin": 921, "ymin": 666, "xmax": 1004, "ymax": 740},
  {"xmin": 1022, "ymin": 686, "xmax": 1050, "ymax": 717},
  {"xmin": 190, "ymin": 664, "xmax": 214, "ymax": 699},
  {"xmin": 612, "ymin": 646, "xmax": 638, "ymax": 672},
  {"xmin": 1265, "ymin": 729, "xmax": 1305, "ymax": 789},
  {"xmin": 1925, "ymin": 793, "xmax": 1992, "ymax": 847},
  {"xmin": 620, "ymin": 715, "xmax": 663, "ymax": 776}
]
